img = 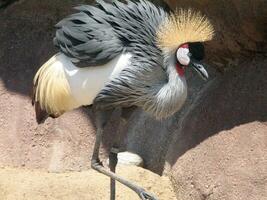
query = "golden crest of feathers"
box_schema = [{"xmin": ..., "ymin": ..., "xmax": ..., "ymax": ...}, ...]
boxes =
[{"xmin": 157, "ymin": 9, "xmax": 214, "ymax": 51}]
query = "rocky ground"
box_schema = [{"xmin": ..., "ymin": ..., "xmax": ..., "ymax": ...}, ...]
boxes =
[
  {"xmin": 171, "ymin": 121, "xmax": 267, "ymax": 200},
  {"xmin": 0, "ymin": 166, "xmax": 176, "ymax": 200}
]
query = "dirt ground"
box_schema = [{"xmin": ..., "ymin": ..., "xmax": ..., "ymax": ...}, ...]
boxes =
[{"xmin": 0, "ymin": 166, "xmax": 176, "ymax": 200}]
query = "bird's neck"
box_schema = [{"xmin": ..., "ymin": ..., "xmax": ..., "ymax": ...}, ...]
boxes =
[{"xmin": 150, "ymin": 60, "xmax": 187, "ymax": 119}]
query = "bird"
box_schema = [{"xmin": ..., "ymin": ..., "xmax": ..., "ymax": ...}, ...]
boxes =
[{"xmin": 32, "ymin": 0, "xmax": 214, "ymax": 199}]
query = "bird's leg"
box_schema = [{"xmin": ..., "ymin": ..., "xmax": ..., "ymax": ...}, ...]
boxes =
[
  {"xmin": 109, "ymin": 107, "xmax": 137, "ymax": 200},
  {"xmin": 109, "ymin": 111, "xmax": 127, "ymax": 200},
  {"xmin": 91, "ymin": 108, "xmax": 158, "ymax": 200},
  {"xmin": 109, "ymin": 147, "xmax": 119, "ymax": 200}
]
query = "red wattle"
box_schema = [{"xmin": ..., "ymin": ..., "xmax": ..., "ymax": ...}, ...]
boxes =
[{"xmin": 176, "ymin": 63, "xmax": 185, "ymax": 76}]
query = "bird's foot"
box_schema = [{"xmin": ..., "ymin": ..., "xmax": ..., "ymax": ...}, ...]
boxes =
[
  {"xmin": 138, "ymin": 189, "xmax": 158, "ymax": 200},
  {"xmin": 92, "ymin": 155, "xmax": 158, "ymax": 200}
]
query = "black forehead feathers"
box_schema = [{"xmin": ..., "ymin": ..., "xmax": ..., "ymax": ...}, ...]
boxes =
[{"xmin": 189, "ymin": 42, "xmax": 205, "ymax": 61}]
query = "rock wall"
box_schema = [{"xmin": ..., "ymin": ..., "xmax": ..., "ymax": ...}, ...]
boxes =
[{"xmin": 171, "ymin": 121, "xmax": 267, "ymax": 200}]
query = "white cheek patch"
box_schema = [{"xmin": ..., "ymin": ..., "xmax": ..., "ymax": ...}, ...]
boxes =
[{"xmin": 176, "ymin": 48, "xmax": 190, "ymax": 66}]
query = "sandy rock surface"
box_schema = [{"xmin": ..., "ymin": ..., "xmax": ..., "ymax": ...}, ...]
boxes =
[
  {"xmin": 0, "ymin": 165, "xmax": 176, "ymax": 200},
  {"xmin": 171, "ymin": 121, "xmax": 267, "ymax": 200}
]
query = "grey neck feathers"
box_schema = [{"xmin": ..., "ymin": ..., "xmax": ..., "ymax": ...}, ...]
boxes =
[{"xmin": 145, "ymin": 54, "xmax": 187, "ymax": 119}]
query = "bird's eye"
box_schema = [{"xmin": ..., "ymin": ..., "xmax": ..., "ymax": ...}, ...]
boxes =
[{"xmin": 187, "ymin": 52, "xmax": 192, "ymax": 57}]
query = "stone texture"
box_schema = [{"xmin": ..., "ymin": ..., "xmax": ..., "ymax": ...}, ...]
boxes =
[
  {"xmin": 0, "ymin": 166, "xmax": 176, "ymax": 200},
  {"xmin": 170, "ymin": 122, "xmax": 267, "ymax": 200}
]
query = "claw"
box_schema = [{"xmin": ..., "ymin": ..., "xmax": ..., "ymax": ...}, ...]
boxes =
[{"xmin": 139, "ymin": 190, "xmax": 158, "ymax": 200}]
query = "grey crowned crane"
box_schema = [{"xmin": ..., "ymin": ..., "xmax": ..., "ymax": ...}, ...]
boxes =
[{"xmin": 32, "ymin": 0, "xmax": 214, "ymax": 199}]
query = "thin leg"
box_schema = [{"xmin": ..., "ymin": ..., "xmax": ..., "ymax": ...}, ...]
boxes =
[
  {"xmin": 91, "ymin": 108, "xmax": 158, "ymax": 200},
  {"xmin": 108, "ymin": 107, "xmax": 135, "ymax": 200},
  {"xmin": 109, "ymin": 147, "xmax": 119, "ymax": 200}
]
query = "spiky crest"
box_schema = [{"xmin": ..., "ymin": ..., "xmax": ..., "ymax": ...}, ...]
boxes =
[{"xmin": 157, "ymin": 9, "xmax": 214, "ymax": 52}]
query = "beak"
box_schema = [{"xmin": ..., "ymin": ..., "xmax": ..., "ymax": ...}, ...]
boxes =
[{"xmin": 189, "ymin": 59, "xmax": 209, "ymax": 80}]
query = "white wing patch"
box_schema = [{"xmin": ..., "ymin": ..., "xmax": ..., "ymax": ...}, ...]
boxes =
[{"xmin": 64, "ymin": 53, "xmax": 132, "ymax": 107}]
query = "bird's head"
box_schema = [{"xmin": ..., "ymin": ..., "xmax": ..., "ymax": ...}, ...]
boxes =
[
  {"xmin": 175, "ymin": 42, "xmax": 208, "ymax": 80},
  {"xmin": 157, "ymin": 9, "xmax": 214, "ymax": 80}
]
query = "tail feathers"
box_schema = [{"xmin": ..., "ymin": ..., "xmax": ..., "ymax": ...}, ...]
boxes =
[
  {"xmin": 32, "ymin": 76, "xmax": 48, "ymax": 123},
  {"xmin": 34, "ymin": 101, "xmax": 49, "ymax": 124},
  {"xmin": 32, "ymin": 53, "xmax": 76, "ymax": 123}
]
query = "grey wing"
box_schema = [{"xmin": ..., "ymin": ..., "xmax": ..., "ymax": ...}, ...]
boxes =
[{"xmin": 53, "ymin": 4, "xmax": 123, "ymax": 66}]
